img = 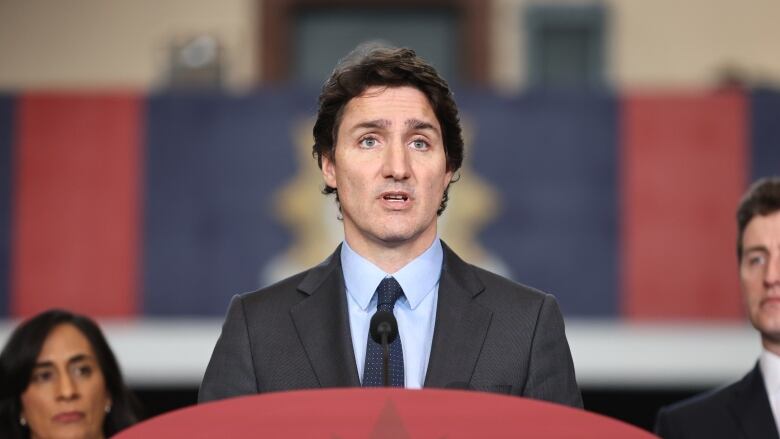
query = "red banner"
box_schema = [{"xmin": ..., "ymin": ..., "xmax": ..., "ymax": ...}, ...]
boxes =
[
  {"xmin": 11, "ymin": 93, "xmax": 142, "ymax": 317},
  {"xmin": 622, "ymin": 91, "xmax": 747, "ymax": 319}
]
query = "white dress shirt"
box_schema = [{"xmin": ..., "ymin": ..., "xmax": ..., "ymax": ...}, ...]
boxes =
[{"xmin": 760, "ymin": 348, "xmax": 780, "ymax": 435}]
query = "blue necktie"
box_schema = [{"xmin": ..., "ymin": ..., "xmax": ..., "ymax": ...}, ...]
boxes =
[{"xmin": 362, "ymin": 277, "xmax": 405, "ymax": 387}]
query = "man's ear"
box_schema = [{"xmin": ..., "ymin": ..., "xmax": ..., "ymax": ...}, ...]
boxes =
[{"xmin": 321, "ymin": 154, "xmax": 337, "ymax": 188}]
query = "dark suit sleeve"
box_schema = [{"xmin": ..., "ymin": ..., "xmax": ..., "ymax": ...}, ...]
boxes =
[
  {"xmin": 199, "ymin": 295, "xmax": 258, "ymax": 403},
  {"xmin": 655, "ymin": 406, "xmax": 680, "ymax": 439},
  {"xmin": 524, "ymin": 294, "xmax": 583, "ymax": 408}
]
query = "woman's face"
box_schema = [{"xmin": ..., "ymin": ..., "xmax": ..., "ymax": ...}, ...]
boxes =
[{"xmin": 20, "ymin": 324, "xmax": 111, "ymax": 439}]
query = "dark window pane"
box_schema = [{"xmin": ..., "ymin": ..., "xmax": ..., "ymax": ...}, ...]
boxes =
[
  {"xmin": 294, "ymin": 9, "xmax": 457, "ymax": 85},
  {"xmin": 527, "ymin": 5, "xmax": 607, "ymax": 89}
]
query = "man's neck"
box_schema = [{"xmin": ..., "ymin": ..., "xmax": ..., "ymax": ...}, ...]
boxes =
[
  {"xmin": 763, "ymin": 338, "xmax": 780, "ymax": 357},
  {"xmin": 343, "ymin": 230, "xmax": 438, "ymax": 274}
]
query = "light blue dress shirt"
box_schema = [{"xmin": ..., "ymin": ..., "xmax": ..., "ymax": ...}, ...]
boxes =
[{"xmin": 341, "ymin": 238, "xmax": 442, "ymax": 389}]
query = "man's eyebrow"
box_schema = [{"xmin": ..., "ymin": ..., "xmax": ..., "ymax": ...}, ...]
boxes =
[
  {"xmin": 351, "ymin": 119, "xmax": 391, "ymax": 131},
  {"xmin": 405, "ymin": 118, "xmax": 438, "ymax": 132},
  {"xmin": 743, "ymin": 245, "xmax": 769, "ymax": 254},
  {"xmin": 349, "ymin": 118, "xmax": 440, "ymax": 135}
]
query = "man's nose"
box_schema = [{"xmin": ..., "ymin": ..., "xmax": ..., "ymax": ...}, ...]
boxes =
[
  {"xmin": 765, "ymin": 254, "xmax": 780, "ymax": 287},
  {"xmin": 382, "ymin": 141, "xmax": 411, "ymax": 180}
]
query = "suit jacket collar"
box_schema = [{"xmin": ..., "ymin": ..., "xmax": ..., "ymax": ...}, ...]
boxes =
[
  {"xmin": 423, "ymin": 242, "xmax": 492, "ymax": 388},
  {"xmin": 730, "ymin": 363, "xmax": 780, "ymax": 439},
  {"xmin": 290, "ymin": 244, "xmax": 361, "ymax": 388}
]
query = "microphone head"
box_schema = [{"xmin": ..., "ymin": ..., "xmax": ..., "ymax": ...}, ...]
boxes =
[{"xmin": 369, "ymin": 310, "xmax": 398, "ymax": 344}]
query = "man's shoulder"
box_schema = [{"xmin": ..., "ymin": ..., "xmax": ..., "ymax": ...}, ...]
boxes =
[
  {"xmin": 239, "ymin": 249, "xmax": 341, "ymax": 308},
  {"xmin": 232, "ymin": 270, "xmax": 308, "ymax": 315},
  {"xmin": 660, "ymin": 379, "xmax": 741, "ymax": 419},
  {"xmin": 655, "ymin": 367, "xmax": 766, "ymax": 438},
  {"xmin": 442, "ymin": 244, "xmax": 551, "ymax": 307},
  {"xmin": 471, "ymin": 263, "xmax": 551, "ymax": 305},
  {"xmin": 470, "ymin": 263, "xmax": 547, "ymax": 296},
  {"xmin": 245, "ymin": 269, "xmax": 309, "ymax": 297}
]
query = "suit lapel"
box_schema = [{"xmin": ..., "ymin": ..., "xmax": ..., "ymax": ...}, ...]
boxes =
[
  {"xmin": 730, "ymin": 364, "xmax": 779, "ymax": 439},
  {"xmin": 424, "ymin": 243, "xmax": 492, "ymax": 388},
  {"xmin": 290, "ymin": 246, "xmax": 361, "ymax": 388}
]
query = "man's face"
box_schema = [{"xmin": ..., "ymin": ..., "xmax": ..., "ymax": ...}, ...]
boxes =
[
  {"xmin": 741, "ymin": 210, "xmax": 780, "ymax": 347},
  {"xmin": 321, "ymin": 85, "xmax": 452, "ymax": 253}
]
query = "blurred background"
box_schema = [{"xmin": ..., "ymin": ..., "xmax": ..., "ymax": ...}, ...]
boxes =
[{"xmin": 1, "ymin": 0, "xmax": 779, "ymax": 432}]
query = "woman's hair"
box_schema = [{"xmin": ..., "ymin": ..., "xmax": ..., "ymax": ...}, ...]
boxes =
[{"xmin": 0, "ymin": 309, "xmax": 141, "ymax": 438}]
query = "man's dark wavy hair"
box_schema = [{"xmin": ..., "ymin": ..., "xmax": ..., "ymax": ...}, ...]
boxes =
[
  {"xmin": 0, "ymin": 309, "xmax": 142, "ymax": 439},
  {"xmin": 736, "ymin": 177, "xmax": 780, "ymax": 261},
  {"xmin": 312, "ymin": 45, "xmax": 464, "ymax": 215}
]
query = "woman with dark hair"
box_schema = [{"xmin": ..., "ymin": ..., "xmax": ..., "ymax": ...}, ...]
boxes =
[{"xmin": 0, "ymin": 309, "xmax": 141, "ymax": 438}]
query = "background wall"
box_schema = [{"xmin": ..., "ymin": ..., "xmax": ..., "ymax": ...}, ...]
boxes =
[
  {"xmin": 492, "ymin": 0, "xmax": 780, "ymax": 90},
  {"xmin": 3, "ymin": 0, "xmax": 780, "ymax": 90},
  {"xmin": 0, "ymin": 0, "xmax": 258, "ymax": 90}
]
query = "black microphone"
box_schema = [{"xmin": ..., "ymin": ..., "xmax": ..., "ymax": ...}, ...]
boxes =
[{"xmin": 369, "ymin": 310, "xmax": 398, "ymax": 387}]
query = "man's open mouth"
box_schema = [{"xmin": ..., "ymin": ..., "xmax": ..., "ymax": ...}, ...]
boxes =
[{"xmin": 382, "ymin": 193, "xmax": 409, "ymax": 201}]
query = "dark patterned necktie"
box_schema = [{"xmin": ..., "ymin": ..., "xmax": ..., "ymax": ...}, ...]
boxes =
[{"xmin": 362, "ymin": 277, "xmax": 405, "ymax": 387}]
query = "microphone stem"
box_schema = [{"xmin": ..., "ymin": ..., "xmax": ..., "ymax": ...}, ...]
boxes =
[{"xmin": 382, "ymin": 333, "xmax": 389, "ymax": 387}]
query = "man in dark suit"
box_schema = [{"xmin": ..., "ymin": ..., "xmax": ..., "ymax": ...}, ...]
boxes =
[
  {"xmin": 199, "ymin": 46, "xmax": 581, "ymax": 407},
  {"xmin": 655, "ymin": 177, "xmax": 780, "ymax": 439}
]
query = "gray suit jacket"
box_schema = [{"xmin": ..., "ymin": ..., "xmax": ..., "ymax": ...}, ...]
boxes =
[
  {"xmin": 199, "ymin": 243, "xmax": 582, "ymax": 407},
  {"xmin": 655, "ymin": 364, "xmax": 779, "ymax": 439}
]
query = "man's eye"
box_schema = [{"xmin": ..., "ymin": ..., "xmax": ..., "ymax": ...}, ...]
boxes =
[
  {"xmin": 359, "ymin": 137, "xmax": 378, "ymax": 148},
  {"xmin": 410, "ymin": 139, "xmax": 429, "ymax": 150},
  {"xmin": 747, "ymin": 255, "xmax": 767, "ymax": 266}
]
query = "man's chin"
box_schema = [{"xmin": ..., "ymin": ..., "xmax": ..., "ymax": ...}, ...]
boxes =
[
  {"xmin": 757, "ymin": 319, "xmax": 780, "ymax": 345},
  {"xmin": 373, "ymin": 225, "xmax": 434, "ymax": 248},
  {"xmin": 375, "ymin": 231, "xmax": 417, "ymax": 246},
  {"xmin": 344, "ymin": 217, "xmax": 436, "ymax": 249}
]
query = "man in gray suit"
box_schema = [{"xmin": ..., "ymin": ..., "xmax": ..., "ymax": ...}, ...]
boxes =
[{"xmin": 199, "ymin": 46, "xmax": 581, "ymax": 407}]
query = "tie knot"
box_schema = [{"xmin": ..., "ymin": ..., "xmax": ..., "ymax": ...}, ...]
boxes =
[{"xmin": 376, "ymin": 277, "xmax": 403, "ymax": 310}]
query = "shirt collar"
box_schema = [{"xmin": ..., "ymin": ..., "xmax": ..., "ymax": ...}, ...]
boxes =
[
  {"xmin": 341, "ymin": 238, "xmax": 443, "ymax": 311},
  {"xmin": 760, "ymin": 348, "xmax": 780, "ymax": 393}
]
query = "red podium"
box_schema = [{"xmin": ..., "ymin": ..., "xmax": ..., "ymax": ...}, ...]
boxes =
[{"xmin": 115, "ymin": 388, "xmax": 658, "ymax": 438}]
